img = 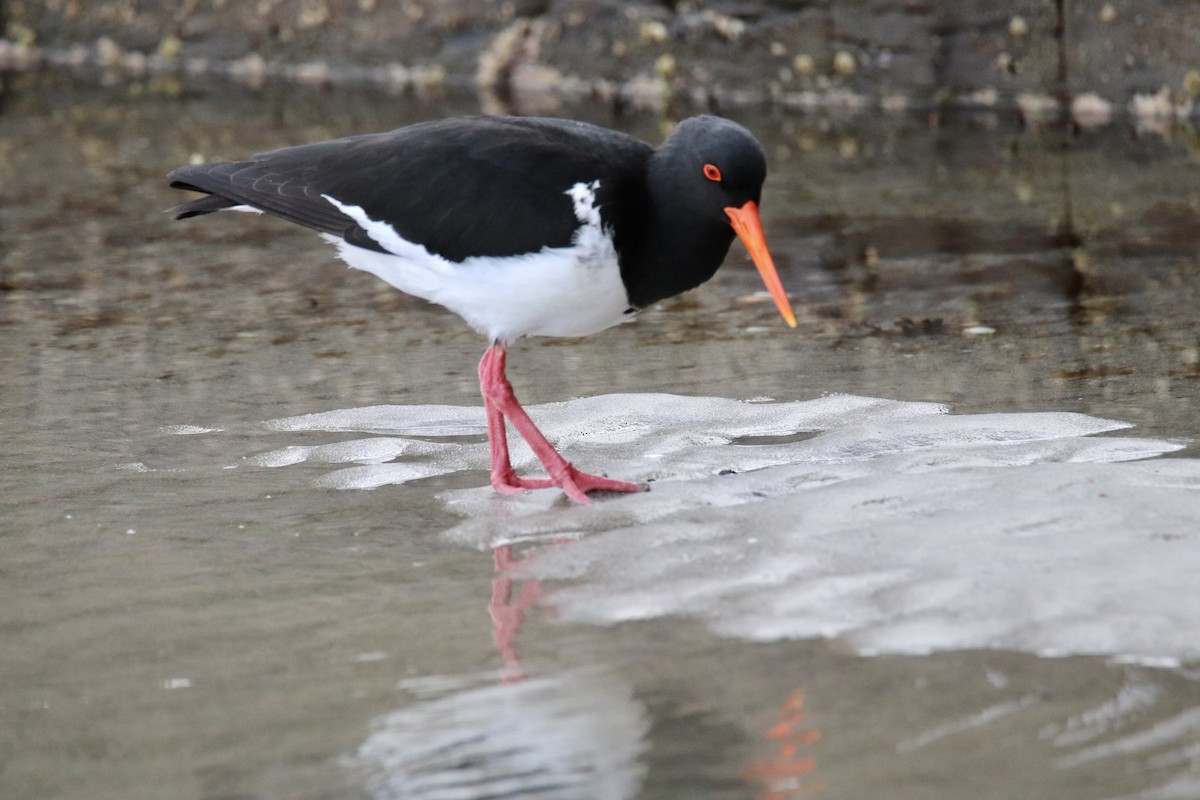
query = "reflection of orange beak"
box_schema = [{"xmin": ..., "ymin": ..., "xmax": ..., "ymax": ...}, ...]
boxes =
[{"xmin": 724, "ymin": 201, "xmax": 797, "ymax": 328}]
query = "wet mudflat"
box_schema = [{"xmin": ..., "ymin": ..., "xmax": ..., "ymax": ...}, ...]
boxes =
[{"xmin": 2, "ymin": 74, "xmax": 1200, "ymax": 800}]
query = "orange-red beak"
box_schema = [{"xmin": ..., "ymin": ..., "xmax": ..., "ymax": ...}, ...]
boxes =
[{"xmin": 724, "ymin": 201, "xmax": 797, "ymax": 328}]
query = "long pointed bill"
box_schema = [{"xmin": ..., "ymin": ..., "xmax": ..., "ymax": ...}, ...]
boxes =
[{"xmin": 725, "ymin": 201, "xmax": 797, "ymax": 328}]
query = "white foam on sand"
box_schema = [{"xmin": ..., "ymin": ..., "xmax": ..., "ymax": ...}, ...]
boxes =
[{"xmin": 257, "ymin": 393, "xmax": 1200, "ymax": 663}]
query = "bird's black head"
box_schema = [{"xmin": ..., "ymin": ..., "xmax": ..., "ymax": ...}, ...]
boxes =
[
  {"xmin": 654, "ymin": 115, "xmax": 768, "ymax": 223},
  {"xmin": 647, "ymin": 116, "xmax": 796, "ymax": 327}
]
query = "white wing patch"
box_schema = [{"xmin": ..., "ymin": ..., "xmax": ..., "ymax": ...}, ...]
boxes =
[
  {"xmin": 320, "ymin": 183, "xmax": 632, "ymax": 343},
  {"xmin": 322, "ymin": 194, "xmax": 451, "ymax": 274},
  {"xmin": 566, "ymin": 180, "xmax": 602, "ymax": 227}
]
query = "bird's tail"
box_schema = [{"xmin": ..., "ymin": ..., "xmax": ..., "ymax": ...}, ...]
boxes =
[{"xmin": 166, "ymin": 189, "xmax": 238, "ymax": 219}]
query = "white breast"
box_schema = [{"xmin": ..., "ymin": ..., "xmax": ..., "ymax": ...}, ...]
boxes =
[{"xmin": 321, "ymin": 182, "xmax": 633, "ymax": 344}]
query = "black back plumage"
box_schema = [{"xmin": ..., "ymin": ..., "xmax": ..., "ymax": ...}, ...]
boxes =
[{"xmin": 169, "ymin": 116, "xmax": 653, "ymax": 263}]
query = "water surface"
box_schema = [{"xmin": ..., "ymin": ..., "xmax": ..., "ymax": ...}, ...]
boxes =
[{"xmin": 2, "ymin": 74, "xmax": 1200, "ymax": 799}]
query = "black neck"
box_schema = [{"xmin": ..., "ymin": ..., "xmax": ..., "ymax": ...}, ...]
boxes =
[{"xmin": 613, "ymin": 158, "xmax": 736, "ymax": 309}]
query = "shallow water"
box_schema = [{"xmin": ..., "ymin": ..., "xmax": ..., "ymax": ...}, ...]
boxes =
[{"xmin": 2, "ymin": 74, "xmax": 1200, "ymax": 800}]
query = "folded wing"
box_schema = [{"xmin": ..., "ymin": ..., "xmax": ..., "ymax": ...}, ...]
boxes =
[{"xmin": 168, "ymin": 116, "xmax": 651, "ymax": 263}]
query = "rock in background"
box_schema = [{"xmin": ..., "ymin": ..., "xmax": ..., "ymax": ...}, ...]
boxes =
[{"xmin": 2, "ymin": 0, "xmax": 1198, "ymax": 119}]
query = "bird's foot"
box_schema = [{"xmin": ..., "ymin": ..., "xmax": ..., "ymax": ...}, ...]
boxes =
[
  {"xmin": 491, "ymin": 470, "xmax": 555, "ymax": 495},
  {"xmin": 491, "ymin": 466, "xmax": 644, "ymax": 503},
  {"xmin": 551, "ymin": 464, "xmax": 645, "ymax": 504}
]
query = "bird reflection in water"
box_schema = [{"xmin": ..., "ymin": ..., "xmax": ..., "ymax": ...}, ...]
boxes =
[
  {"xmin": 742, "ymin": 689, "xmax": 824, "ymax": 799},
  {"xmin": 488, "ymin": 543, "xmax": 543, "ymax": 683},
  {"xmin": 486, "ymin": 539, "xmax": 822, "ymax": 799}
]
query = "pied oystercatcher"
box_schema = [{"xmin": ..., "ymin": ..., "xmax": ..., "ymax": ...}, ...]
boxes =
[{"xmin": 168, "ymin": 115, "xmax": 796, "ymax": 503}]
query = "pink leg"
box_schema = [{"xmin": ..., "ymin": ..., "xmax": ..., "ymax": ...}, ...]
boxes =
[
  {"xmin": 483, "ymin": 393, "xmax": 553, "ymax": 495},
  {"xmin": 478, "ymin": 344, "xmax": 644, "ymax": 503}
]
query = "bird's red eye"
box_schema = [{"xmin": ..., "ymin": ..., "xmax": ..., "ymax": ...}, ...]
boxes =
[{"xmin": 703, "ymin": 163, "xmax": 722, "ymax": 182}]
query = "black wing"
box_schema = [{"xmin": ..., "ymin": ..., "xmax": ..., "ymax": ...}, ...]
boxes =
[{"xmin": 168, "ymin": 116, "xmax": 652, "ymax": 262}]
